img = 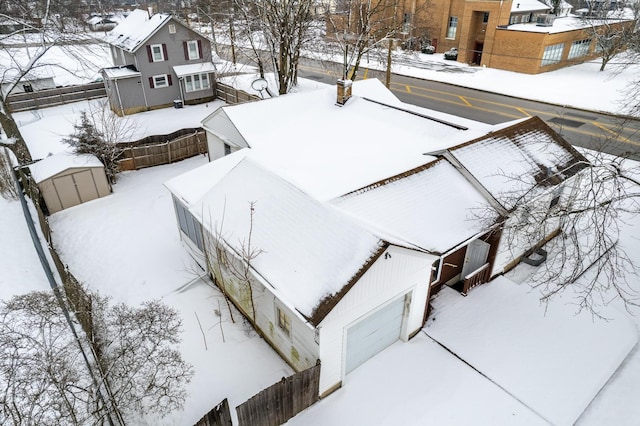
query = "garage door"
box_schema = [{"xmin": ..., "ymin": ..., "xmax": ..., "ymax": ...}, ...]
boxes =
[{"xmin": 345, "ymin": 296, "xmax": 405, "ymax": 375}]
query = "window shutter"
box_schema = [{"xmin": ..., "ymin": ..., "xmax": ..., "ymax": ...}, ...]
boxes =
[
  {"xmin": 167, "ymin": 74, "xmax": 172, "ymax": 86},
  {"xmin": 148, "ymin": 77, "xmax": 154, "ymax": 88},
  {"xmin": 162, "ymin": 43, "xmax": 168, "ymax": 61},
  {"xmin": 197, "ymin": 40, "xmax": 202, "ymax": 59},
  {"xmin": 147, "ymin": 45, "xmax": 153, "ymax": 62},
  {"xmin": 183, "ymin": 41, "xmax": 188, "ymax": 60}
]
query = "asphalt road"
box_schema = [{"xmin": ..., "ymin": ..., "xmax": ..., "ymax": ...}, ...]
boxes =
[{"xmin": 295, "ymin": 59, "xmax": 640, "ymax": 160}]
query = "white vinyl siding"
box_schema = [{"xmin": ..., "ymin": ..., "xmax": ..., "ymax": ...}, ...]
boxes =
[
  {"xmin": 568, "ymin": 39, "xmax": 591, "ymax": 59},
  {"xmin": 541, "ymin": 43, "xmax": 564, "ymax": 66},
  {"xmin": 184, "ymin": 73, "xmax": 210, "ymax": 93}
]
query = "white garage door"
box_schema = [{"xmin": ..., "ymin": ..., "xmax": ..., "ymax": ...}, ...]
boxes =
[{"xmin": 345, "ymin": 296, "xmax": 405, "ymax": 375}]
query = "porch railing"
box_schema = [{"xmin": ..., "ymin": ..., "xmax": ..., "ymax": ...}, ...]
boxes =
[{"xmin": 462, "ymin": 263, "xmax": 490, "ymax": 296}]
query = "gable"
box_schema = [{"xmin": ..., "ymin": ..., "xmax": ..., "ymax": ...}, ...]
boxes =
[
  {"xmin": 448, "ymin": 117, "xmax": 588, "ymax": 210},
  {"xmin": 202, "ymin": 108, "xmax": 248, "ymax": 148},
  {"xmin": 190, "ymin": 158, "xmax": 384, "ymax": 321}
]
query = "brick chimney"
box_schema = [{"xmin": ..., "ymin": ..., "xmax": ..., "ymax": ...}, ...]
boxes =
[{"xmin": 336, "ymin": 79, "xmax": 352, "ymax": 106}]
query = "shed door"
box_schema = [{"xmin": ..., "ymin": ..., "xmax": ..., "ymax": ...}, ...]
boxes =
[
  {"xmin": 345, "ymin": 296, "xmax": 405, "ymax": 375},
  {"xmin": 73, "ymin": 170, "xmax": 99, "ymax": 203},
  {"xmin": 461, "ymin": 239, "xmax": 491, "ymax": 279},
  {"xmin": 52, "ymin": 175, "xmax": 81, "ymax": 210}
]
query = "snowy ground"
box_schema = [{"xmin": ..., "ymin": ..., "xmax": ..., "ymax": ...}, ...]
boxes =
[
  {"xmin": 2, "ymin": 37, "xmax": 639, "ymax": 425},
  {"xmin": 47, "ymin": 156, "xmax": 293, "ymax": 425}
]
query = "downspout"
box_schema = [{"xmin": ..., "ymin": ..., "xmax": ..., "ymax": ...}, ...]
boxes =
[
  {"xmin": 178, "ymin": 76, "xmax": 185, "ymax": 103},
  {"xmin": 134, "ymin": 55, "xmax": 149, "ymax": 109}
]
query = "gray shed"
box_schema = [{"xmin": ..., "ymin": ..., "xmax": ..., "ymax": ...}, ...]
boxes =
[{"xmin": 30, "ymin": 153, "xmax": 111, "ymax": 214}]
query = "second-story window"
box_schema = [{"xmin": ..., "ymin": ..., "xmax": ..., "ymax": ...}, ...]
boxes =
[
  {"xmin": 148, "ymin": 43, "xmax": 166, "ymax": 62},
  {"xmin": 185, "ymin": 40, "xmax": 201, "ymax": 60}
]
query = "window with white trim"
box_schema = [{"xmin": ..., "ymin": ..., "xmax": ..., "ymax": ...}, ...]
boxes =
[
  {"xmin": 173, "ymin": 198, "xmax": 204, "ymax": 250},
  {"xmin": 568, "ymin": 39, "xmax": 591, "ymax": 59},
  {"xmin": 152, "ymin": 74, "xmax": 169, "ymax": 88},
  {"xmin": 276, "ymin": 307, "xmax": 291, "ymax": 336},
  {"xmin": 187, "ymin": 40, "xmax": 200, "ymax": 59},
  {"xmin": 541, "ymin": 43, "xmax": 564, "ymax": 66},
  {"xmin": 184, "ymin": 73, "xmax": 210, "ymax": 92},
  {"xmin": 150, "ymin": 44, "xmax": 165, "ymax": 61},
  {"xmin": 446, "ymin": 16, "xmax": 458, "ymax": 39}
]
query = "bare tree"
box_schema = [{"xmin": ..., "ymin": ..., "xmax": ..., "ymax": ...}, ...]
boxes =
[
  {"xmin": 0, "ymin": 0, "xmax": 104, "ymax": 164},
  {"xmin": 580, "ymin": 7, "xmax": 639, "ymax": 71},
  {"xmin": 480, "ymin": 143, "xmax": 640, "ymax": 316},
  {"xmin": 324, "ymin": 0, "xmax": 433, "ymax": 80},
  {"xmin": 62, "ymin": 102, "xmax": 134, "ymax": 183},
  {"xmin": 234, "ymin": 0, "xmax": 316, "ymax": 94},
  {"xmin": 0, "ymin": 291, "xmax": 194, "ymax": 424},
  {"xmin": 201, "ymin": 202, "xmax": 264, "ymax": 324}
]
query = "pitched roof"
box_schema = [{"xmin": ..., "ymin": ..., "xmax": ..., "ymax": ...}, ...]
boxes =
[
  {"xmin": 189, "ymin": 158, "xmax": 384, "ymax": 324},
  {"xmin": 447, "ymin": 116, "xmax": 588, "ymax": 210},
  {"xmin": 332, "ymin": 159, "xmax": 495, "ymax": 254},
  {"xmin": 30, "ymin": 152, "xmax": 104, "ymax": 183},
  {"xmin": 204, "ymin": 79, "xmax": 493, "ymax": 201},
  {"xmin": 105, "ymin": 9, "xmax": 171, "ymax": 53}
]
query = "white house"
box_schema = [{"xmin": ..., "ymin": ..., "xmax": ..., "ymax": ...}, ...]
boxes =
[{"xmin": 165, "ymin": 79, "xmax": 588, "ymax": 397}]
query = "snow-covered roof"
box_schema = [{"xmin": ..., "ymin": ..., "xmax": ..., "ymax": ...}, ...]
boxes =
[
  {"xmin": 204, "ymin": 79, "xmax": 492, "ymax": 201},
  {"xmin": 504, "ymin": 13, "xmax": 634, "ymax": 34},
  {"xmin": 173, "ymin": 62, "xmax": 217, "ymax": 77},
  {"xmin": 102, "ymin": 65, "xmax": 140, "ymax": 79},
  {"xmin": 165, "ymin": 149, "xmax": 248, "ymax": 206},
  {"xmin": 449, "ymin": 117, "xmax": 587, "ymax": 210},
  {"xmin": 190, "ymin": 158, "xmax": 384, "ymax": 322},
  {"xmin": 332, "ymin": 159, "xmax": 495, "ymax": 254},
  {"xmin": 29, "ymin": 152, "xmax": 104, "ymax": 183},
  {"xmin": 511, "ymin": 0, "xmax": 551, "ymax": 13},
  {"xmin": 105, "ymin": 9, "xmax": 171, "ymax": 53}
]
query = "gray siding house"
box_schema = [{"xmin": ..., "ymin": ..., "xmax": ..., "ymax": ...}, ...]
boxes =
[{"xmin": 101, "ymin": 9, "xmax": 216, "ymax": 115}]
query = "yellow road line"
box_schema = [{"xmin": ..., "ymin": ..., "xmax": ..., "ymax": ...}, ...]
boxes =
[
  {"xmin": 405, "ymin": 85, "xmax": 412, "ymax": 93},
  {"xmin": 459, "ymin": 96, "xmax": 472, "ymax": 107},
  {"xmin": 592, "ymin": 122, "xmax": 635, "ymax": 144},
  {"xmin": 363, "ymin": 68, "xmax": 369, "ymax": 79},
  {"xmin": 517, "ymin": 107, "xmax": 532, "ymax": 117}
]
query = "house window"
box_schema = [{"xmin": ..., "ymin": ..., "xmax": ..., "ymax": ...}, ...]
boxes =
[
  {"xmin": 224, "ymin": 143, "xmax": 231, "ymax": 156},
  {"xmin": 22, "ymin": 84, "xmax": 33, "ymax": 92},
  {"xmin": 510, "ymin": 14, "xmax": 518, "ymax": 24},
  {"xmin": 541, "ymin": 43, "xmax": 564, "ymax": 66},
  {"xmin": 276, "ymin": 307, "xmax": 291, "ymax": 336},
  {"xmin": 446, "ymin": 16, "xmax": 458, "ymax": 39},
  {"xmin": 150, "ymin": 44, "xmax": 165, "ymax": 62},
  {"xmin": 184, "ymin": 73, "xmax": 210, "ymax": 92},
  {"xmin": 568, "ymin": 39, "xmax": 591, "ymax": 59},
  {"xmin": 187, "ymin": 40, "xmax": 200, "ymax": 59},
  {"xmin": 169, "ymin": 24, "xmax": 176, "ymax": 34},
  {"xmin": 549, "ymin": 185, "xmax": 563, "ymax": 209},
  {"xmin": 151, "ymin": 74, "xmax": 170, "ymax": 88},
  {"xmin": 483, "ymin": 12, "xmax": 490, "ymax": 23},
  {"xmin": 173, "ymin": 198, "xmax": 204, "ymax": 250}
]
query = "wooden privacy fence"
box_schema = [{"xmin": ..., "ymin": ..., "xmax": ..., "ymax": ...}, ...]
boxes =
[
  {"xmin": 16, "ymin": 168, "xmax": 94, "ymax": 338},
  {"xmin": 235, "ymin": 362, "xmax": 320, "ymax": 426},
  {"xmin": 118, "ymin": 129, "xmax": 207, "ymax": 171},
  {"xmin": 6, "ymin": 82, "xmax": 106, "ymax": 112},
  {"xmin": 216, "ymin": 82, "xmax": 261, "ymax": 105},
  {"xmin": 194, "ymin": 399, "xmax": 232, "ymax": 426}
]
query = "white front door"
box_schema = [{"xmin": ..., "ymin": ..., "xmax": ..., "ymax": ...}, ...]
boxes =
[{"xmin": 461, "ymin": 239, "xmax": 491, "ymax": 279}]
